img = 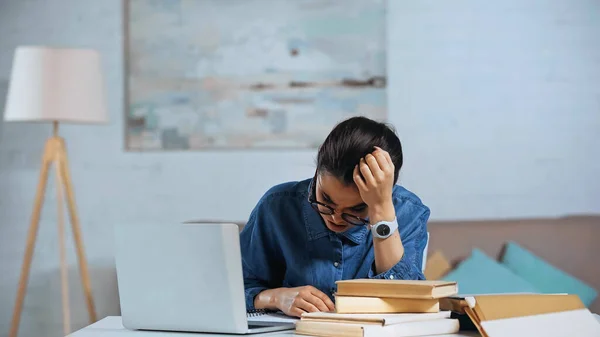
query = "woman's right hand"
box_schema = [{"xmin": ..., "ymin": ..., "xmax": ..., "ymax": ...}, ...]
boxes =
[{"xmin": 275, "ymin": 286, "xmax": 336, "ymax": 317}]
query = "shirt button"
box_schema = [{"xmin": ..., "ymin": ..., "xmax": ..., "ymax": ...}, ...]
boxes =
[
  {"xmin": 389, "ymin": 275, "xmax": 395, "ymax": 279},
  {"xmin": 334, "ymin": 262, "xmax": 340, "ymax": 267}
]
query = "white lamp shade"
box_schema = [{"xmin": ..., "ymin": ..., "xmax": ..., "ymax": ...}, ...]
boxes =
[{"xmin": 3, "ymin": 46, "xmax": 108, "ymax": 123}]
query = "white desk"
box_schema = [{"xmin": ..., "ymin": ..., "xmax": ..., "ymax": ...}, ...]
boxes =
[
  {"xmin": 70, "ymin": 315, "xmax": 600, "ymax": 337},
  {"xmin": 67, "ymin": 316, "xmax": 480, "ymax": 337},
  {"xmin": 67, "ymin": 317, "xmax": 294, "ymax": 337}
]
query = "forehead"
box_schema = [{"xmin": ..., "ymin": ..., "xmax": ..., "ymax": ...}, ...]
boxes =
[{"xmin": 317, "ymin": 173, "xmax": 363, "ymax": 206}]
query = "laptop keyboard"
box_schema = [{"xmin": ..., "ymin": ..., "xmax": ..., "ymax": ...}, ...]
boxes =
[{"xmin": 248, "ymin": 321, "xmax": 292, "ymax": 328}]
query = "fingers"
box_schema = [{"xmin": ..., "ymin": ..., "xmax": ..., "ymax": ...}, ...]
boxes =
[
  {"xmin": 365, "ymin": 152, "xmax": 382, "ymax": 170},
  {"xmin": 357, "ymin": 147, "xmax": 395, "ymax": 188},
  {"xmin": 310, "ymin": 288, "xmax": 336, "ymax": 311},
  {"xmin": 282, "ymin": 286, "xmax": 336, "ymax": 317},
  {"xmin": 372, "ymin": 151, "xmax": 391, "ymax": 172},
  {"xmin": 289, "ymin": 307, "xmax": 307, "ymax": 318},
  {"xmin": 371, "ymin": 147, "xmax": 395, "ymax": 185},
  {"xmin": 302, "ymin": 286, "xmax": 334, "ymax": 312},
  {"xmin": 359, "ymin": 158, "xmax": 376, "ymax": 186},
  {"xmin": 365, "ymin": 154, "xmax": 385, "ymax": 183},
  {"xmin": 306, "ymin": 295, "xmax": 329, "ymax": 312},
  {"xmin": 383, "ymin": 149, "xmax": 393, "ymax": 167},
  {"xmin": 373, "ymin": 146, "xmax": 394, "ymax": 172},
  {"xmin": 353, "ymin": 165, "xmax": 367, "ymax": 191},
  {"xmin": 295, "ymin": 297, "xmax": 320, "ymax": 313}
]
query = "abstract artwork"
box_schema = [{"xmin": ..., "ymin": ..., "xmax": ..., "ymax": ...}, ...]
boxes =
[{"xmin": 125, "ymin": 0, "xmax": 386, "ymax": 150}]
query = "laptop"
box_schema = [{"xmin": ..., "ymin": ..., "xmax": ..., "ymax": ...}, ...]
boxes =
[{"xmin": 113, "ymin": 222, "xmax": 296, "ymax": 334}]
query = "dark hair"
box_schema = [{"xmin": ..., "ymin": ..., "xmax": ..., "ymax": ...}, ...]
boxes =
[{"xmin": 316, "ymin": 116, "xmax": 403, "ymax": 185}]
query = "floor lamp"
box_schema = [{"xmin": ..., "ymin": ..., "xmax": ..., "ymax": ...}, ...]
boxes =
[{"xmin": 3, "ymin": 46, "xmax": 108, "ymax": 337}]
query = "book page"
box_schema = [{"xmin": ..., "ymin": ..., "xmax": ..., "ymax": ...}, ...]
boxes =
[
  {"xmin": 481, "ymin": 309, "xmax": 600, "ymax": 337},
  {"xmin": 301, "ymin": 311, "xmax": 451, "ymax": 325}
]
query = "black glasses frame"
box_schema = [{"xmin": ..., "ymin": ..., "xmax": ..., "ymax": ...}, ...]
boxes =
[{"xmin": 307, "ymin": 171, "xmax": 370, "ymax": 226}]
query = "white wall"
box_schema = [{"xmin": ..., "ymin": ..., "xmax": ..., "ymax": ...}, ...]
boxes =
[
  {"xmin": 0, "ymin": 0, "xmax": 599, "ymax": 336},
  {"xmin": 389, "ymin": 0, "xmax": 600, "ymax": 220}
]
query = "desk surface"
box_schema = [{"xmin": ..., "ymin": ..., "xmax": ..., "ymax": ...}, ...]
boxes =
[{"xmin": 67, "ymin": 316, "xmax": 480, "ymax": 337}]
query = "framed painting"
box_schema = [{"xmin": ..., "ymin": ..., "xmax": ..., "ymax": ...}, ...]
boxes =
[{"xmin": 124, "ymin": 0, "xmax": 386, "ymax": 150}]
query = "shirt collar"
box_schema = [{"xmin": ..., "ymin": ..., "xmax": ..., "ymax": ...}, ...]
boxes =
[
  {"xmin": 302, "ymin": 177, "xmax": 369, "ymax": 245},
  {"xmin": 339, "ymin": 225, "xmax": 369, "ymax": 244}
]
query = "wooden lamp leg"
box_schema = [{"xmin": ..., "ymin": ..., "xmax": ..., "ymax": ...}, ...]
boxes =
[
  {"xmin": 57, "ymin": 140, "xmax": 97, "ymax": 323},
  {"xmin": 55, "ymin": 158, "xmax": 71, "ymax": 335},
  {"xmin": 9, "ymin": 140, "xmax": 53, "ymax": 337},
  {"xmin": 9, "ymin": 134, "xmax": 97, "ymax": 337}
]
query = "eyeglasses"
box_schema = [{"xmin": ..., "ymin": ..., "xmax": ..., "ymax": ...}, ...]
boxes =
[{"xmin": 308, "ymin": 172, "xmax": 370, "ymax": 226}]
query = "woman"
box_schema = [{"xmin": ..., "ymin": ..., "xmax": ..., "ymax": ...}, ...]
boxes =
[{"xmin": 240, "ymin": 116, "xmax": 430, "ymax": 317}]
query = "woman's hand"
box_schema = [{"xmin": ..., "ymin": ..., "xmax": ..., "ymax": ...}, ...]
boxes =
[
  {"xmin": 353, "ymin": 146, "xmax": 396, "ymax": 222},
  {"xmin": 270, "ymin": 286, "xmax": 335, "ymax": 317}
]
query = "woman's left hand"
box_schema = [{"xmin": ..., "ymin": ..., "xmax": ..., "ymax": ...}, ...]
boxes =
[{"xmin": 353, "ymin": 147, "xmax": 396, "ymax": 221}]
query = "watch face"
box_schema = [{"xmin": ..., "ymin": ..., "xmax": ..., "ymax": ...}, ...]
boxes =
[{"xmin": 376, "ymin": 224, "xmax": 390, "ymax": 237}]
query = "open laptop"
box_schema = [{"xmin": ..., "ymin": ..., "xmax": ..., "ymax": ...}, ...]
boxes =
[{"xmin": 113, "ymin": 222, "xmax": 296, "ymax": 334}]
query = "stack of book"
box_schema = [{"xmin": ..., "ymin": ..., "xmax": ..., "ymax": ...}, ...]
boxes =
[
  {"xmin": 333, "ymin": 279, "xmax": 459, "ymax": 314},
  {"xmin": 295, "ymin": 279, "xmax": 461, "ymax": 337}
]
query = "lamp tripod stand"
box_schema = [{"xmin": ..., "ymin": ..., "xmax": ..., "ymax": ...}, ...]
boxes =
[{"xmin": 9, "ymin": 122, "xmax": 97, "ymax": 337}]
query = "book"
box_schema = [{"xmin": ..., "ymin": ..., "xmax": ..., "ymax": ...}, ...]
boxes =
[
  {"xmin": 335, "ymin": 279, "xmax": 458, "ymax": 299},
  {"xmin": 295, "ymin": 318, "xmax": 459, "ymax": 337},
  {"xmin": 440, "ymin": 293, "xmax": 600, "ymax": 337},
  {"xmin": 440, "ymin": 293, "xmax": 585, "ymax": 321},
  {"xmin": 481, "ymin": 309, "xmax": 600, "ymax": 337},
  {"xmin": 334, "ymin": 295, "xmax": 439, "ymax": 314},
  {"xmin": 300, "ymin": 311, "xmax": 451, "ymax": 325}
]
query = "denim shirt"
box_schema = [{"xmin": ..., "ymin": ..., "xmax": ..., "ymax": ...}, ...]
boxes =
[{"xmin": 239, "ymin": 178, "xmax": 430, "ymax": 310}]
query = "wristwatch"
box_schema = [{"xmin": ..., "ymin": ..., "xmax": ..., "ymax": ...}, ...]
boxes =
[{"xmin": 370, "ymin": 217, "xmax": 398, "ymax": 239}]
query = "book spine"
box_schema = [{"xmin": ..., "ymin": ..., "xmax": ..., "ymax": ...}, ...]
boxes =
[{"xmin": 335, "ymin": 296, "xmax": 439, "ymax": 314}]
